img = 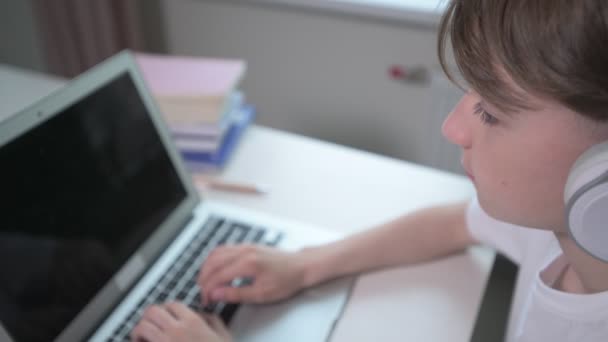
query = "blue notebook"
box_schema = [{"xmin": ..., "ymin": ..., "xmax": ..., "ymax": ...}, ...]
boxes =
[{"xmin": 180, "ymin": 105, "xmax": 255, "ymax": 170}]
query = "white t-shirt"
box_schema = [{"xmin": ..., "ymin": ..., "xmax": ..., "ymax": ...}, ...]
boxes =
[{"xmin": 466, "ymin": 196, "xmax": 608, "ymax": 342}]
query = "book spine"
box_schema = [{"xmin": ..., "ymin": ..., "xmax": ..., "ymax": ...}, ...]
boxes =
[{"xmin": 180, "ymin": 105, "xmax": 255, "ymax": 168}]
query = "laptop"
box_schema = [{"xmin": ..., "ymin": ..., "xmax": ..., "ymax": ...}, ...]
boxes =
[{"xmin": 0, "ymin": 51, "xmax": 352, "ymax": 342}]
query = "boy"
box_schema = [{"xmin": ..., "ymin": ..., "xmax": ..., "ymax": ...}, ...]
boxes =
[{"xmin": 132, "ymin": 0, "xmax": 608, "ymax": 341}]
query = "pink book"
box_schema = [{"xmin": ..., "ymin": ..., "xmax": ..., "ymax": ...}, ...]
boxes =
[{"xmin": 134, "ymin": 52, "xmax": 246, "ymax": 99}]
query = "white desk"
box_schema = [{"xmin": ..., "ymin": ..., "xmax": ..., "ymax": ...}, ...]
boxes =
[{"xmin": 0, "ymin": 65, "xmax": 494, "ymax": 342}]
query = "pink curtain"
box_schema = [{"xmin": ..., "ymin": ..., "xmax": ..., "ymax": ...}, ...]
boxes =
[{"xmin": 32, "ymin": 0, "xmax": 144, "ymax": 77}]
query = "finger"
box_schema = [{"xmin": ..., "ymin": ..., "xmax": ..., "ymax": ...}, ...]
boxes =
[
  {"xmin": 213, "ymin": 283, "xmax": 262, "ymax": 303},
  {"xmin": 202, "ymin": 314, "xmax": 231, "ymax": 336},
  {"xmin": 200, "ymin": 247, "xmax": 258, "ymax": 302},
  {"xmin": 164, "ymin": 301, "xmax": 200, "ymax": 322},
  {"xmin": 141, "ymin": 305, "xmax": 177, "ymax": 331},
  {"xmin": 203, "ymin": 258, "xmax": 257, "ymax": 303},
  {"xmin": 199, "ymin": 246, "xmax": 248, "ymax": 303},
  {"xmin": 131, "ymin": 319, "xmax": 167, "ymax": 342},
  {"xmin": 199, "ymin": 245, "xmax": 257, "ymax": 284},
  {"xmin": 164, "ymin": 301, "xmax": 219, "ymax": 335}
]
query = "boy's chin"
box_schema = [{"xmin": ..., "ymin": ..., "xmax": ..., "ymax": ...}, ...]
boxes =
[{"xmin": 478, "ymin": 194, "xmax": 522, "ymax": 225}]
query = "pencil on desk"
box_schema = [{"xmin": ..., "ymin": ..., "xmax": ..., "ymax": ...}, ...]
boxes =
[{"xmin": 193, "ymin": 175, "xmax": 268, "ymax": 195}]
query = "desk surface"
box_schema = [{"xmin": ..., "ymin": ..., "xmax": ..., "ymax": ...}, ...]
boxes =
[{"xmin": 0, "ymin": 64, "xmax": 494, "ymax": 342}]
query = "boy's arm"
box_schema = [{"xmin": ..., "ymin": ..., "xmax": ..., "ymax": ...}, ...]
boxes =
[
  {"xmin": 198, "ymin": 200, "xmax": 477, "ymax": 304},
  {"xmin": 299, "ymin": 200, "xmax": 477, "ymax": 287}
]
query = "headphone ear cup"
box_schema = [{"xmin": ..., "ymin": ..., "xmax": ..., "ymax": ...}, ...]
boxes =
[{"xmin": 565, "ymin": 142, "xmax": 608, "ymax": 262}]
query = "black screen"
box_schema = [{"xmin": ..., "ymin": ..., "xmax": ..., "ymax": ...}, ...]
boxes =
[{"xmin": 0, "ymin": 73, "xmax": 188, "ymax": 341}]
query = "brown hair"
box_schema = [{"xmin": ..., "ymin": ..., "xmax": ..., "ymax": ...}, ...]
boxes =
[{"xmin": 438, "ymin": 0, "xmax": 608, "ymax": 121}]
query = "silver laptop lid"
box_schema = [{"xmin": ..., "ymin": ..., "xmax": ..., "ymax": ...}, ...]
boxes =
[{"xmin": 0, "ymin": 50, "xmax": 201, "ymax": 341}]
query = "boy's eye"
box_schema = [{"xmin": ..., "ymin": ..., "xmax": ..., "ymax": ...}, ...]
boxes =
[{"xmin": 473, "ymin": 102, "xmax": 499, "ymax": 126}]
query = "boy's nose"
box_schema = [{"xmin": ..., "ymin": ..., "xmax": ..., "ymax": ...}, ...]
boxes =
[{"xmin": 441, "ymin": 93, "xmax": 474, "ymax": 149}]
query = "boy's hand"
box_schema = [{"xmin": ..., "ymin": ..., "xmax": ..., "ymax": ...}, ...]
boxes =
[
  {"xmin": 198, "ymin": 245, "xmax": 306, "ymax": 305},
  {"xmin": 131, "ymin": 302, "xmax": 232, "ymax": 342}
]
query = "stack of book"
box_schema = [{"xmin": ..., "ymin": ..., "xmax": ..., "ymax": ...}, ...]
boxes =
[{"xmin": 135, "ymin": 53, "xmax": 255, "ymax": 172}]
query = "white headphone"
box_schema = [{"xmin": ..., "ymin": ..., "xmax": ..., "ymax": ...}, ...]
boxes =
[{"xmin": 565, "ymin": 141, "xmax": 608, "ymax": 262}]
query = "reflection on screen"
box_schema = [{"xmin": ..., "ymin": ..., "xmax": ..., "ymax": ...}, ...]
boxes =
[{"xmin": 0, "ymin": 73, "xmax": 187, "ymax": 341}]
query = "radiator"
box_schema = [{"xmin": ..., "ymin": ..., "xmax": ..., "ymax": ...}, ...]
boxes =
[{"xmin": 391, "ymin": 65, "xmax": 464, "ymax": 175}]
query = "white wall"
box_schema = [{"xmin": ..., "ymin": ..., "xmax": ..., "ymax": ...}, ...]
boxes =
[
  {"xmin": 162, "ymin": 0, "xmax": 463, "ymax": 172},
  {"xmin": 0, "ymin": 0, "xmax": 464, "ymax": 173}
]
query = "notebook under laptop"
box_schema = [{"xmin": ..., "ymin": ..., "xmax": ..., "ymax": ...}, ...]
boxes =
[{"xmin": 0, "ymin": 51, "xmax": 352, "ymax": 342}]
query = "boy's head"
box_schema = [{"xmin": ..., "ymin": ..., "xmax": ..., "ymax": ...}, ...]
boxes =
[
  {"xmin": 437, "ymin": 0, "xmax": 608, "ymax": 232},
  {"xmin": 439, "ymin": 0, "xmax": 608, "ymax": 120}
]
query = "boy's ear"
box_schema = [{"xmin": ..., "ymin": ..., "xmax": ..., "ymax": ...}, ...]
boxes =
[{"xmin": 565, "ymin": 141, "xmax": 608, "ymax": 262}]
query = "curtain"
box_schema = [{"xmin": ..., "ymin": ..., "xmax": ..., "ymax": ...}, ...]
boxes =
[{"xmin": 31, "ymin": 0, "xmax": 145, "ymax": 77}]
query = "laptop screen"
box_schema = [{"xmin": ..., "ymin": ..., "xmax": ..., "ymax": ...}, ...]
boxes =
[{"xmin": 0, "ymin": 72, "xmax": 188, "ymax": 341}]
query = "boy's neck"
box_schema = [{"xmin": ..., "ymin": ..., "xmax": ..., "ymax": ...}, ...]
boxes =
[{"xmin": 554, "ymin": 232, "xmax": 608, "ymax": 294}]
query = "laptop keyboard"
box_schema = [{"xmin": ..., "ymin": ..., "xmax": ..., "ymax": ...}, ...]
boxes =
[{"xmin": 107, "ymin": 215, "xmax": 282, "ymax": 342}]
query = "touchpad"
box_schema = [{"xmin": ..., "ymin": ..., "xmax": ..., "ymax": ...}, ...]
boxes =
[{"xmin": 230, "ymin": 277, "xmax": 353, "ymax": 342}]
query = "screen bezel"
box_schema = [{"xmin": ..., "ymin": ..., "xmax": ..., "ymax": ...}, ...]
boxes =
[{"xmin": 0, "ymin": 50, "xmax": 202, "ymax": 342}]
